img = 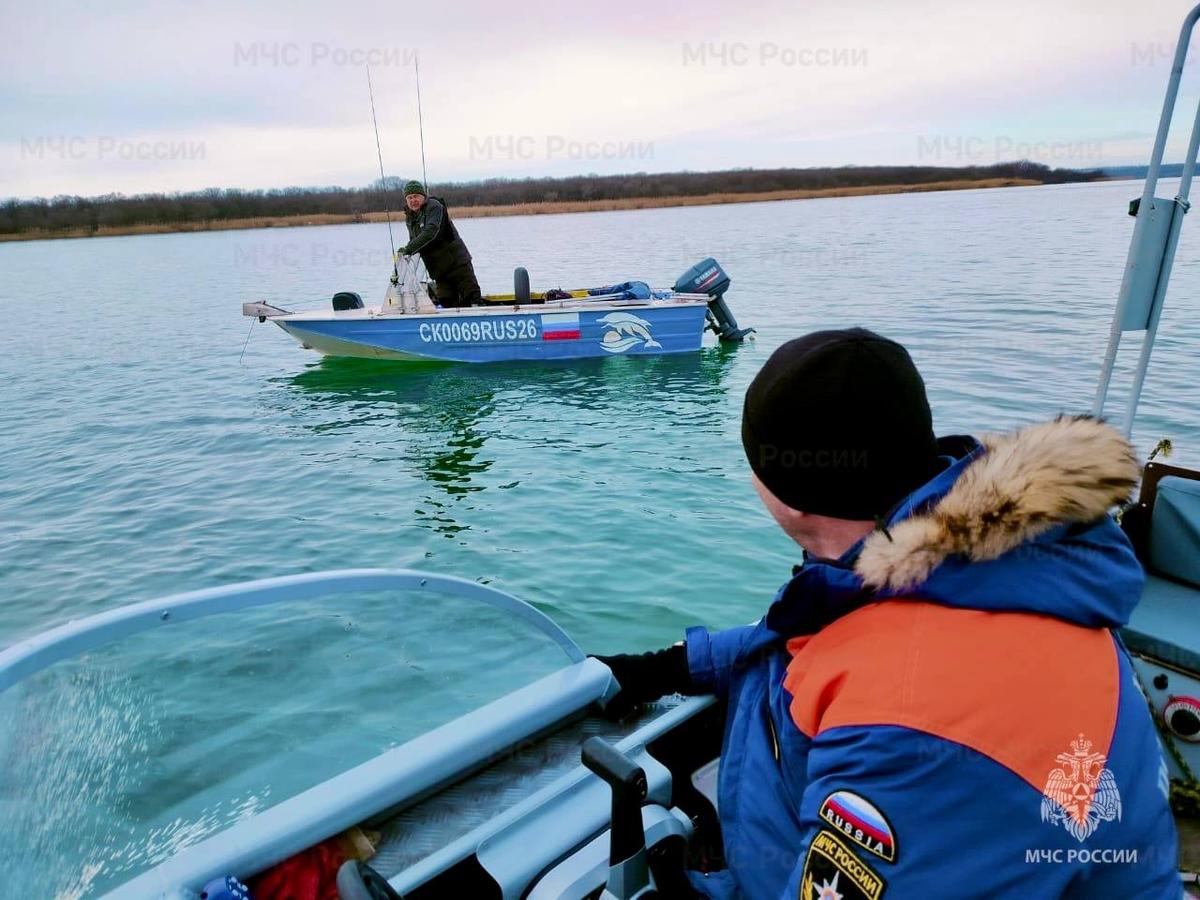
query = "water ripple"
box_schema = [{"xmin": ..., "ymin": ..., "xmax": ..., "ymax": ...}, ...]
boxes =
[{"xmin": 0, "ymin": 180, "xmax": 1197, "ymax": 893}]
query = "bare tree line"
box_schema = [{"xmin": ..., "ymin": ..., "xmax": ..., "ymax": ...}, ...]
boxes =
[{"xmin": 1, "ymin": 162, "xmax": 1100, "ymax": 235}]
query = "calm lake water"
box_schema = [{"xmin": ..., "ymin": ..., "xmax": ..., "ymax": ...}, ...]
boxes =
[{"xmin": 1, "ymin": 179, "xmax": 1198, "ymax": 895}]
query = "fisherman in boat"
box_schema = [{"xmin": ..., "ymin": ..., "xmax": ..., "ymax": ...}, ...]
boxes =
[
  {"xmin": 400, "ymin": 180, "xmax": 482, "ymax": 308},
  {"xmin": 596, "ymin": 328, "xmax": 1179, "ymax": 898}
]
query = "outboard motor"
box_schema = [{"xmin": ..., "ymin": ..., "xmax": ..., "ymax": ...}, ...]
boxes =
[
  {"xmin": 332, "ymin": 291, "xmax": 364, "ymax": 311},
  {"xmin": 673, "ymin": 258, "xmax": 753, "ymax": 342}
]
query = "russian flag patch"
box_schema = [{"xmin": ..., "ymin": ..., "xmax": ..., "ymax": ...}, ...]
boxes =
[
  {"xmin": 541, "ymin": 312, "xmax": 581, "ymax": 341},
  {"xmin": 818, "ymin": 790, "xmax": 896, "ymax": 862}
]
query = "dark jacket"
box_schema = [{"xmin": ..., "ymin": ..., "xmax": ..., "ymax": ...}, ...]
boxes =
[
  {"xmin": 685, "ymin": 417, "xmax": 1179, "ymax": 899},
  {"xmin": 402, "ymin": 196, "xmax": 470, "ymax": 275}
]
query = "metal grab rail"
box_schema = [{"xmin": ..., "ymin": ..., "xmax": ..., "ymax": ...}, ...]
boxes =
[
  {"xmin": 0, "ymin": 568, "xmax": 585, "ymax": 694},
  {"xmin": 1093, "ymin": 3, "xmax": 1200, "ymax": 433}
]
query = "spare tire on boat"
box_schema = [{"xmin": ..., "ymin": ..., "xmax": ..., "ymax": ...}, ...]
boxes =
[{"xmin": 514, "ymin": 267, "xmax": 530, "ymax": 305}]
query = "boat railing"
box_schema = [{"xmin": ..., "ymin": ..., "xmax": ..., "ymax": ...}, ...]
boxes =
[
  {"xmin": 368, "ymin": 291, "xmax": 712, "ymax": 317},
  {"xmin": 1094, "ymin": 2, "xmax": 1200, "ymax": 432}
]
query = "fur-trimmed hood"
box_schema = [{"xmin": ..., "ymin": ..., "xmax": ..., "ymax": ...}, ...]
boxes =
[
  {"xmin": 856, "ymin": 416, "xmax": 1139, "ymax": 591},
  {"xmin": 764, "ymin": 417, "xmax": 1145, "ymax": 636}
]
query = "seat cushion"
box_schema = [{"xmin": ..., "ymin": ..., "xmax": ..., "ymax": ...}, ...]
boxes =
[
  {"xmin": 1150, "ymin": 475, "xmax": 1200, "ymax": 587},
  {"xmin": 1121, "ymin": 574, "xmax": 1200, "ymax": 673}
]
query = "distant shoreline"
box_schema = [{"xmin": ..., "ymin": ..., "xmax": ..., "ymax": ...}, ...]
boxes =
[{"xmin": 0, "ymin": 177, "xmax": 1041, "ymax": 243}]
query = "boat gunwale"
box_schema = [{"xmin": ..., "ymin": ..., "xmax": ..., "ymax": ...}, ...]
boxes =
[{"xmin": 271, "ymin": 293, "xmax": 713, "ymax": 323}]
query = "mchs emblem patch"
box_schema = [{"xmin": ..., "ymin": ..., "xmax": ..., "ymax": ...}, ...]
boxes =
[
  {"xmin": 801, "ymin": 830, "xmax": 886, "ymax": 900},
  {"xmin": 1040, "ymin": 734, "xmax": 1122, "ymax": 842},
  {"xmin": 818, "ymin": 790, "xmax": 896, "ymax": 862}
]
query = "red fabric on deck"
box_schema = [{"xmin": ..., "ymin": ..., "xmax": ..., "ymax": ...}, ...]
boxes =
[{"xmin": 249, "ymin": 837, "xmax": 346, "ymax": 900}]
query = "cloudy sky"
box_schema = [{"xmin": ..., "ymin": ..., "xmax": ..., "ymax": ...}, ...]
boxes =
[{"xmin": 2, "ymin": 0, "xmax": 1197, "ymax": 199}]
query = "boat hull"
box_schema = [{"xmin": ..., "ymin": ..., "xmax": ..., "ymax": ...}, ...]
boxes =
[{"xmin": 274, "ymin": 302, "xmax": 709, "ymax": 362}]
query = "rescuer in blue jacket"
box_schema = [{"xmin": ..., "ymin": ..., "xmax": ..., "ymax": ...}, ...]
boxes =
[{"xmin": 598, "ymin": 328, "xmax": 1180, "ymax": 898}]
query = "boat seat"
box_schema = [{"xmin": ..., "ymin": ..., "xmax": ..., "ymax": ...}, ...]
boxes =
[
  {"xmin": 1145, "ymin": 475, "xmax": 1200, "ymax": 587},
  {"xmin": 1121, "ymin": 468, "xmax": 1200, "ymax": 672},
  {"xmin": 1124, "ymin": 574, "xmax": 1200, "ymax": 673}
]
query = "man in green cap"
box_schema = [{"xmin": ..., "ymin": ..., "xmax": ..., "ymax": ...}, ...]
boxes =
[{"xmin": 400, "ymin": 180, "xmax": 482, "ymax": 308}]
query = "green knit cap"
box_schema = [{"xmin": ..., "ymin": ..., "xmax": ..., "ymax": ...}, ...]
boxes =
[{"xmin": 402, "ymin": 180, "xmax": 426, "ymax": 196}]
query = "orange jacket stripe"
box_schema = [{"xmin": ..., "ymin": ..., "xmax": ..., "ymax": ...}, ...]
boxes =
[{"xmin": 784, "ymin": 600, "xmax": 1119, "ymax": 798}]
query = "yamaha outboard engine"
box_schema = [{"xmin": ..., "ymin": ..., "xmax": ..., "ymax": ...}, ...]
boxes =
[{"xmin": 673, "ymin": 258, "xmax": 753, "ymax": 342}]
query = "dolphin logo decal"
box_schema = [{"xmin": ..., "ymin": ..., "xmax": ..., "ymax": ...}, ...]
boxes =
[{"xmin": 597, "ymin": 313, "xmax": 662, "ymax": 353}]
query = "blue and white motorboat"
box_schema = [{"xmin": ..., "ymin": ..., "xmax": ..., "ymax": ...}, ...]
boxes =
[{"xmin": 242, "ymin": 258, "xmax": 753, "ymax": 363}]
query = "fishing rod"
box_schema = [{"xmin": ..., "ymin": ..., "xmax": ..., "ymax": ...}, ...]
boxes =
[
  {"xmin": 398, "ymin": 54, "xmax": 432, "ymax": 289},
  {"xmin": 415, "ymin": 54, "xmax": 429, "ymax": 194},
  {"xmin": 366, "ymin": 64, "xmax": 399, "ymax": 285}
]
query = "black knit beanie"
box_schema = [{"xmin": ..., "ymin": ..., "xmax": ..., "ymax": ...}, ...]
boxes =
[{"xmin": 741, "ymin": 328, "xmax": 941, "ymax": 520}]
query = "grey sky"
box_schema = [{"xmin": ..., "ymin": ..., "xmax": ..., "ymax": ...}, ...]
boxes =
[{"xmin": 2, "ymin": 0, "xmax": 1197, "ymax": 199}]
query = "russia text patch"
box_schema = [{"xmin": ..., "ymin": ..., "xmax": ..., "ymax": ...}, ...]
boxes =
[{"xmin": 818, "ymin": 790, "xmax": 896, "ymax": 862}]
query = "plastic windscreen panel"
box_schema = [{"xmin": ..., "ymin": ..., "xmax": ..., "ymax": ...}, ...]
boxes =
[{"xmin": 0, "ymin": 585, "xmax": 572, "ymax": 899}]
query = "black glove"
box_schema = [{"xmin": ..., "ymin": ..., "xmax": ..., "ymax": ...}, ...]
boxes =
[{"xmin": 592, "ymin": 643, "xmax": 693, "ymax": 719}]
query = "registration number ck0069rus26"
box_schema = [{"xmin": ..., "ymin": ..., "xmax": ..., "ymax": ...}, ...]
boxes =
[{"xmin": 419, "ymin": 318, "xmax": 538, "ymax": 343}]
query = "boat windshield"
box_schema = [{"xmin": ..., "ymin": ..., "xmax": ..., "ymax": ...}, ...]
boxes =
[{"xmin": 0, "ymin": 575, "xmax": 577, "ymax": 898}]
